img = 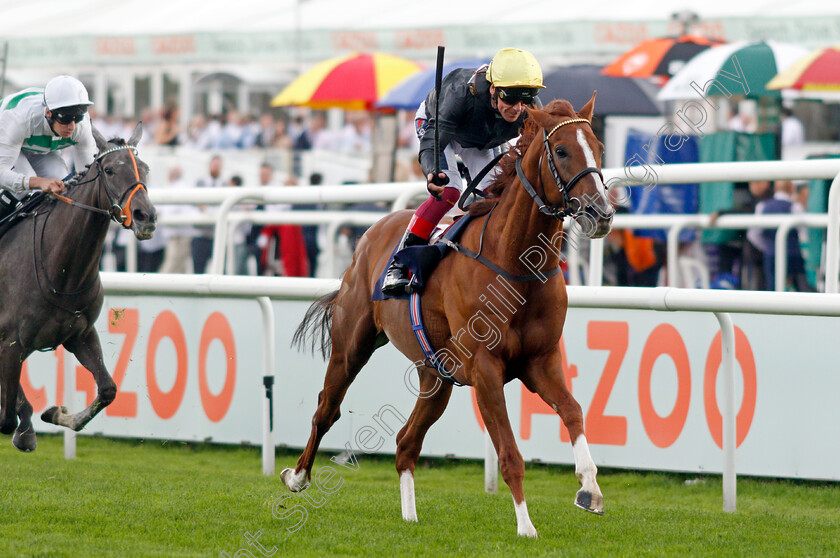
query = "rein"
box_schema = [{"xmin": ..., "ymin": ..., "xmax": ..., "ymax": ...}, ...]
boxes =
[
  {"xmin": 52, "ymin": 144, "xmax": 147, "ymax": 228},
  {"xmin": 439, "ymin": 204, "xmax": 561, "ymax": 283},
  {"xmin": 32, "ymin": 143, "xmax": 145, "ymax": 316},
  {"xmin": 442, "ymin": 117, "xmax": 605, "ymax": 282},
  {"xmin": 516, "ymin": 117, "xmax": 603, "ymax": 221}
]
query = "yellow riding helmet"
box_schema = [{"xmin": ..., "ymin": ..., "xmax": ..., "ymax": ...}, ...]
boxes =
[{"xmin": 486, "ymin": 48, "xmax": 545, "ymax": 89}]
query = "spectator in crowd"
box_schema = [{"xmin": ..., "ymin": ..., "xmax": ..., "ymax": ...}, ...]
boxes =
[
  {"xmin": 781, "ymin": 107, "xmax": 805, "ymax": 152},
  {"xmin": 258, "ymin": 174, "xmax": 309, "ymax": 277},
  {"xmin": 217, "ymin": 110, "xmax": 245, "ymax": 149},
  {"xmin": 249, "ymin": 162, "xmax": 280, "ymax": 275},
  {"xmin": 309, "ymin": 113, "xmax": 331, "ymax": 150},
  {"xmin": 158, "ymin": 165, "xmax": 196, "ymax": 273},
  {"xmin": 272, "ymin": 119, "xmax": 294, "ymax": 149},
  {"xmin": 755, "ymin": 180, "xmax": 814, "ymax": 291},
  {"xmin": 154, "ymin": 104, "xmax": 180, "ymax": 146},
  {"xmin": 728, "ymin": 104, "xmax": 757, "ymax": 133},
  {"xmin": 294, "ymin": 172, "xmax": 323, "ymax": 277},
  {"xmin": 338, "ymin": 112, "xmax": 372, "ymax": 154},
  {"xmin": 238, "ymin": 113, "xmax": 260, "ymax": 149},
  {"xmin": 191, "ymin": 155, "xmax": 225, "ymax": 273},
  {"xmin": 708, "ymin": 179, "xmax": 773, "ymax": 290},
  {"xmin": 254, "ymin": 113, "xmax": 276, "ymax": 148},
  {"xmin": 227, "ymin": 174, "xmax": 258, "ymax": 275}
]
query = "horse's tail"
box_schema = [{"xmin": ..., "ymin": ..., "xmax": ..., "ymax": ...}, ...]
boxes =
[{"xmin": 291, "ymin": 290, "xmax": 339, "ymax": 360}]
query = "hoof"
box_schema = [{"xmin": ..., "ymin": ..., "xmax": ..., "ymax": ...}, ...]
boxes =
[
  {"xmin": 13, "ymin": 428, "xmax": 37, "ymax": 452},
  {"xmin": 41, "ymin": 406, "xmax": 68, "ymax": 425},
  {"xmin": 574, "ymin": 489, "xmax": 604, "ymax": 515},
  {"xmin": 280, "ymin": 468, "xmax": 310, "ymax": 492},
  {"xmin": 517, "ymin": 525, "xmax": 538, "ymax": 538}
]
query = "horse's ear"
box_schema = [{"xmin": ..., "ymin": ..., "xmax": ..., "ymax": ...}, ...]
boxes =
[
  {"xmin": 577, "ymin": 91, "xmax": 597, "ymax": 122},
  {"xmin": 91, "ymin": 125, "xmax": 108, "ymax": 152},
  {"xmin": 128, "ymin": 122, "xmax": 143, "ymax": 147},
  {"xmin": 525, "ymin": 106, "xmax": 551, "ymax": 128},
  {"xmin": 578, "ymin": 91, "xmax": 598, "ymax": 122}
]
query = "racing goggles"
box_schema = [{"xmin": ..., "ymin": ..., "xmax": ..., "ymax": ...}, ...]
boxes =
[
  {"xmin": 496, "ymin": 87, "xmax": 538, "ymax": 106},
  {"xmin": 52, "ymin": 106, "xmax": 87, "ymax": 125}
]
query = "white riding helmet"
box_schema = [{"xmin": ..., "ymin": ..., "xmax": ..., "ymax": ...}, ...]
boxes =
[{"xmin": 44, "ymin": 75, "xmax": 93, "ymax": 111}]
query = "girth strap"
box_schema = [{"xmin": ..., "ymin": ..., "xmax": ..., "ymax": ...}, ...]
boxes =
[{"xmin": 409, "ymin": 292, "xmax": 464, "ymax": 387}]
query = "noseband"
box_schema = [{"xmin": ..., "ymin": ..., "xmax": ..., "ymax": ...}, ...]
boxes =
[
  {"xmin": 515, "ymin": 117, "xmax": 604, "ymax": 220},
  {"xmin": 54, "ymin": 144, "xmax": 147, "ymax": 228}
]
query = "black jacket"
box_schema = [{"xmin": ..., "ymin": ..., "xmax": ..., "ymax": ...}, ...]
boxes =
[{"xmin": 417, "ymin": 66, "xmax": 527, "ymax": 176}]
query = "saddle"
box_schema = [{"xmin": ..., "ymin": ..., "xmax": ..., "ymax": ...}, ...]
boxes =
[
  {"xmin": 0, "ymin": 191, "xmax": 47, "ymax": 240},
  {"xmin": 372, "ymin": 213, "xmax": 474, "ymax": 302}
]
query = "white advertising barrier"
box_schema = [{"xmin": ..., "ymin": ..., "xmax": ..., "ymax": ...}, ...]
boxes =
[{"xmin": 23, "ymin": 277, "xmax": 840, "ymax": 482}]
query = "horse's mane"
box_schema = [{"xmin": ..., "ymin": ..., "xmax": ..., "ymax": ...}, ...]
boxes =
[
  {"xmin": 467, "ymin": 99, "xmax": 578, "ymax": 217},
  {"xmin": 65, "ymin": 137, "xmax": 128, "ymax": 188}
]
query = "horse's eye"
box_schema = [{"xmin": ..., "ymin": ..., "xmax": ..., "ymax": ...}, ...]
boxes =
[
  {"xmin": 104, "ymin": 167, "xmax": 115, "ymax": 176},
  {"xmin": 555, "ymin": 146, "xmax": 568, "ymax": 158}
]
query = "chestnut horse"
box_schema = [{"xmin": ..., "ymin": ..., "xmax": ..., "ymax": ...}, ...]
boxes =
[
  {"xmin": 0, "ymin": 124, "xmax": 156, "ymax": 451},
  {"xmin": 285, "ymin": 96, "xmax": 614, "ymax": 537}
]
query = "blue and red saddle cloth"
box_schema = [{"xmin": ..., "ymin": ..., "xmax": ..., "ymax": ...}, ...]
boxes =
[{"xmin": 372, "ymin": 214, "xmax": 474, "ymax": 386}]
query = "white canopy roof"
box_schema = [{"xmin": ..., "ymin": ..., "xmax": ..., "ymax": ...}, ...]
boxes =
[{"xmin": 1, "ymin": 0, "xmax": 839, "ymax": 37}]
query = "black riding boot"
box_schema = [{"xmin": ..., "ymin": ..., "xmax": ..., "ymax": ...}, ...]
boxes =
[{"xmin": 381, "ymin": 231, "xmax": 427, "ymax": 296}]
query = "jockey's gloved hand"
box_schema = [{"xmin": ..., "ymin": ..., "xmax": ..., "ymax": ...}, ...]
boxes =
[{"xmin": 427, "ymin": 172, "xmax": 449, "ymax": 200}]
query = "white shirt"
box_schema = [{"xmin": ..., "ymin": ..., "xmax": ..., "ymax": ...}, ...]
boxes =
[
  {"xmin": 781, "ymin": 116, "xmax": 805, "ymax": 148},
  {"xmin": 0, "ymin": 87, "xmax": 96, "ymax": 193}
]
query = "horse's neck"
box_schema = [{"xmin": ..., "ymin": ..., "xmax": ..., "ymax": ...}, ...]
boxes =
[
  {"xmin": 40, "ymin": 173, "xmax": 110, "ymax": 289},
  {"xmin": 486, "ymin": 171, "xmax": 565, "ymax": 274}
]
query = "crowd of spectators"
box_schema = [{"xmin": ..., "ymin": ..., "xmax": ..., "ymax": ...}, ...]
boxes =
[
  {"xmin": 97, "ymin": 100, "xmax": 826, "ymax": 292},
  {"xmin": 91, "ymin": 104, "xmax": 375, "ymax": 155}
]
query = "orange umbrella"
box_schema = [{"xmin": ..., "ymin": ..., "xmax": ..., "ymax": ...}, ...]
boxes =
[
  {"xmin": 767, "ymin": 45, "xmax": 840, "ymax": 92},
  {"xmin": 271, "ymin": 52, "xmax": 423, "ymax": 111},
  {"xmin": 603, "ymin": 35, "xmax": 722, "ymax": 85}
]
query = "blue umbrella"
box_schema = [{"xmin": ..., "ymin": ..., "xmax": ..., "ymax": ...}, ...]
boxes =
[{"xmin": 376, "ymin": 58, "xmax": 489, "ymax": 110}]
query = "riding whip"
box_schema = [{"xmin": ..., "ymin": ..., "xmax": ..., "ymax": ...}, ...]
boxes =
[{"xmin": 432, "ymin": 45, "xmax": 448, "ymax": 195}]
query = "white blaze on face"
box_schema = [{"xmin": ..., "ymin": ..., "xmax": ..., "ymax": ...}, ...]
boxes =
[{"xmin": 576, "ymin": 128, "xmax": 609, "ymax": 202}]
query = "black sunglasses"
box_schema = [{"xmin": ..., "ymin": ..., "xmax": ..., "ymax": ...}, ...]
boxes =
[
  {"xmin": 497, "ymin": 88, "xmax": 538, "ymax": 106},
  {"xmin": 52, "ymin": 109, "xmax": 86, "ymax": 125}
]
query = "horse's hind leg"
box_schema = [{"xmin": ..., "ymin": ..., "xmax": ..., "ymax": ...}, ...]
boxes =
[
  {"xmin": 13, "ymin": 391, "xmax": 37, "ymax": 452},
  {"xmin": 394, "ymin": 370, "xmax": 452, "ymax": 521},
  {"xmin": 42, "ymin": 328, "xmax": 116, "ymax": 432},
  {"xmin": 521, "ymin": 350, "xmax": 603, "ymax": 515},
  {"xmin": 281, "ymin": 306, "xmax": 380, "ymax": 492}
]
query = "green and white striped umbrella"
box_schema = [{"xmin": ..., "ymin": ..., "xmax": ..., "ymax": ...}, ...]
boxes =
[{"xmin": 658, "ymin": 40, "xmax": 809, "ymax": 101}]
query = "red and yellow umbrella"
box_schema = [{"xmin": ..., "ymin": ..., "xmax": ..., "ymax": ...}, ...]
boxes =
[
  {"xmin": 271, "ymin": 52, "xmax": 423, "ymax": 111},
  {"xmin": 602, "ymin": 35, "xmax": 723, "ymax": 85},
  {"xmin": 767, "ymin": 45, "xmax": 840, "ymax": 92}
]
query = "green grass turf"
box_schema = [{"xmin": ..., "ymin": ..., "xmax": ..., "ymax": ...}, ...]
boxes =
[{"xmin": 0, "ymin": 434, "xmax": 837, "ymax": 557}]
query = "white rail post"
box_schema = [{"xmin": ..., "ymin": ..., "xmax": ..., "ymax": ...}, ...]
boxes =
[
  {"xmin": 63, "ymin": 354, "xmax": 76, "ymax": 460},
  {"xmin": 714, "ymin": 312, "xmax": 737, "ymax": 513},
  {"xmin": 258, "ymin": 296, "xmax": 275, "ymax": 475},
  {"xmin": 211, "ymin": 191, "xmax": 263, "ymax": 275},
  {"xmin": 775, "ymin": 222, "xmax": 793, "ymax": 292},
  {"xmin": 484, "ymin": 430, "xmax": 498, "ymax": 494},
  {"xmin": 825, "ymin": 172, "xmax": 840, "ymax": 293},
  {"xmin": 667, "ymin": 224, "xmax": 684, "ymax": 287},
  {"xmin": 588, "ymin": 238, "xmax": 604, "ymax": 286},
  {"xmin": 567, "ymin": 224, "xmax": 582, "ymax": 286}
]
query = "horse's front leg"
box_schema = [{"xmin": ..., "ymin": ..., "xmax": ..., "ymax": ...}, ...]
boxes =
[
  {"xmin": 520, "ymin": 350, "xmax": 604, "ymax": 515},
  {"xmin": 472, "ymin": 350, "xmax": 537, "ymax": 538},
  {"xmin": 0, "ymin": 348, "xmax": 25, "ymax": 436},
  {"xmin": 41, "ymin": 328, "xmax": 116, "ymax": 432},
  {"xmin": 13, "ymin": 390, "xmax": 38, "ymax": 452}
]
